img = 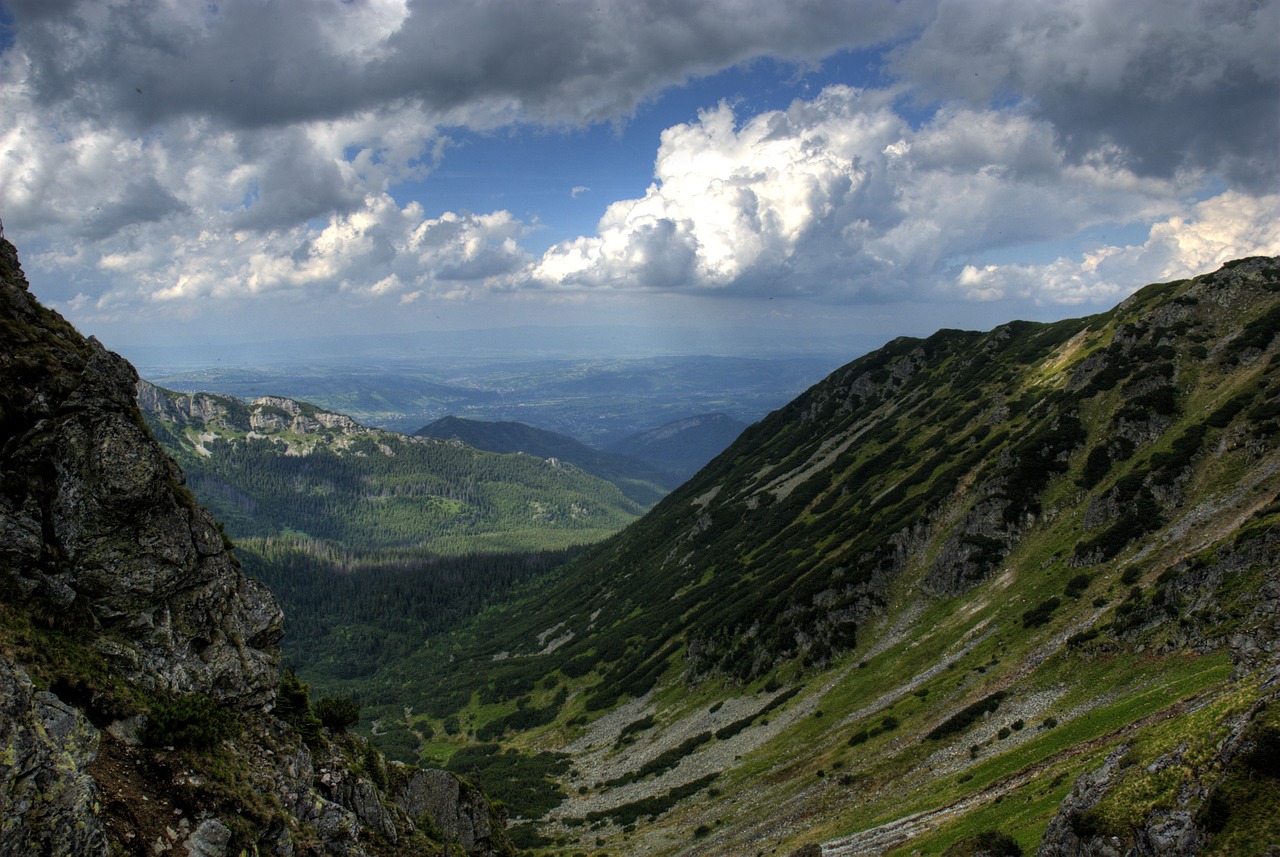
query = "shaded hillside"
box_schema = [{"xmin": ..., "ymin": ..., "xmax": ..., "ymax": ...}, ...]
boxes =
[
  {"xmin": 0, "ymin": 238, "xmax": 513, "ymax": 856},
  {"xmin": 606, "ymin": 412, "xmax": 748, "ymax": 481},
  {"xmin": 416, "ymin": 414, "xmax": 676, "ymax": 505},
  {"xmin": 363, "ymin": 258, "xmax": 1280, "ymax": 856}
]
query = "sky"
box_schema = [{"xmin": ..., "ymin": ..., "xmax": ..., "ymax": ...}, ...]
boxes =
[{"xmin": 1, "ymin": 0, "xmax": 1277, "ymax": 366}]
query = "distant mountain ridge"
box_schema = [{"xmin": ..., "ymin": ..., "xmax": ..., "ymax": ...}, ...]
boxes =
[
  {"xmin": 606, "ymin": 412, "xmax": 748, "ymax": 480},
  {"xmin": 360, "ymin": 257, "xmax": 1280, "ymax": 855},
  {"xmin": 415, "ymin": 414, "xmax": 675, "ymax": 506},
  {"xmin": 147, "ymin": 353, "xmax": 838, "ymax": 438},
  {"xmin": 136, "ymin": 381, "xmax": 644, "ymax": 554}
]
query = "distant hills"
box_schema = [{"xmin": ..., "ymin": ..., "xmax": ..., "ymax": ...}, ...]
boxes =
[
  {"xmin": 147, "ymin": 353, "xmax": 838, "ymax": 438},
  {"xmin": 415, "ymin": 412, "xmax": 747, "ymax": 497},
  {"xmin": 606, "ymin": 412, "xmax": 748, "ymax": 481},
  {"xmin": 415, "ymin": 415, "xmax": 676, "ymax": 506},
  {"xmin": 354, "ymin": 257, "xmax": 1280, "ymax": 855}
]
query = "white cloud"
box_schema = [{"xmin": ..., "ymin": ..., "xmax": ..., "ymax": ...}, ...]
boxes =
[
  {"xmin": 955, "ymin": 191, "xmax": 1280, "ymax": 303},
  {"xmin": 1, "ymin": 0, "xmax": 1275, "ymax": 344},
  {"xmin": 35, "ymin": 193, "xmax": 532, "ymax": 321},
  {"xmin": 533, "ymin": 87, "xmax": 1198, "ymax": 301}
]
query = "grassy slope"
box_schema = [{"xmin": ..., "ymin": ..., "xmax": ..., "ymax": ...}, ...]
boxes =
[
  {"xmin": 143, "ymin": 390, "xmax": 646, "ymax": 554},
  {"xmin": 370, "ymin": 258, "xmax": 1279, "ymax": 855}
]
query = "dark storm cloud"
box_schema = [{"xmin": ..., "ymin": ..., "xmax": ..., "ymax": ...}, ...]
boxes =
[
  {"xmin": 9, "ymin": 0, "xmax": 1272, "ymax": 207},
  {"xmin": 891, "ymin": 0, "xmax": 1280, "ymax": 190},
  {"xmin": 5, "ymin": 0, "xmax": 928, "ymax": 133},
  {"xmin": 78, "ymin": 176, "xmax": 188, "ymax": 241}
]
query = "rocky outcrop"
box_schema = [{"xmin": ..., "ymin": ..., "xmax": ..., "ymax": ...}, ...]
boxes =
[
  {"xmin": 394, "ymin": 768, "xmax": 510, "ymax": 856},
  {"xmin": 138, "ymin": 381, "xmax": 373, "ymax": 440},
  {"xmin": 1, "ymin": 239, "xmax": 282, "ymax": 707},
  {"xmin": 0, "ymin": 661, "xmax": 106, "ymax": 856},
  {"xmin": 1038, "ymin": 667, "xmax": 1280, "ymax": 856}
]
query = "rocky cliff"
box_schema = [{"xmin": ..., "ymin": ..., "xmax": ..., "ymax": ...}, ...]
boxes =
[
  {"xmin": 136, "ymin": 383, "xmax": 376, "ymax": 448},
  {"xmin": 0, "ymin": 237, "xmax": 513, "ymax": 856}
]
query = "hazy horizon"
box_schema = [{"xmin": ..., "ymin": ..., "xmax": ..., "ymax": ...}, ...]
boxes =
[{"xmin": 2, "ymin": 0, "xmax": 1276, "ymax": 371}]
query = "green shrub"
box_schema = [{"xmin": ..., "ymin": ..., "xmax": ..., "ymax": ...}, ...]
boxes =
[
  {"xmin": 1022, "ymin": 596, "xmax": 1061, "ymax": 629},
  {"xmin": 276, "ymin": 668, "xmax": 322, "ymax": 744},
  {"xmin": 143, "ymin": 693, "xmax": 238, "ymax": 749},
  {"xmin": 586, "ymin": 774, "xmax": 717, "ymax": 826},
  {"xmin": 315, "ymin": 695, "xmax": 361, "ymax": 732},
  {"xmin": 1066, "ymin": 629, "xmax": 1099, "ymax": 648},
  {"xmin": 943, "ymin": 829, "xmax": 1022, "ymax": 856},
  {"xmin": 927, "ymin": 691, "xmax": 1008, "ymax": 740},
  {"xmin": 1064, "ymin": 573, "xmax": 1091, "ymax": 598}
]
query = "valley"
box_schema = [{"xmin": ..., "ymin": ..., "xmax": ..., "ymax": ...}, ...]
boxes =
[
  {"xmin": 3, "ymin": 236, "xmax": 1278, "ymax": 856},
  {"xmin": 5, "ymin": 4, "xmax": 1276, "ymax": 855},
  {"xmin": 329, "ymin": 257, "xmax": 1280, "ymax": 855}
]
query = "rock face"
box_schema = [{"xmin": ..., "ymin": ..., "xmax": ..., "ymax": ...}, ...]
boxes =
[
  {"xmin": 1037, "ymin": 668, "xmax": 1280, "ymax": 856},
  {"xmin": 0, "ymin": 660, "xmax": 106, "ymax": 856},
  {"xmin": 0, "ymin": 238, "xmax": 282, "ymax": 706},
  {"xmin": 395, "ymin": 768, "xmax": 509, "ymax": 856},
  {"xmin": 138, "ymin": 382, "xmax": 373, "ymax": 440},
  {"xmin": 0, "ymin": 238, "xmax": 514, "ymax": 856}
]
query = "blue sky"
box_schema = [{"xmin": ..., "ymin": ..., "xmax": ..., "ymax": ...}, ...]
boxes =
[{"xmin": 0, "ymin": 0, "xmax": 1276, "ymax": 365}]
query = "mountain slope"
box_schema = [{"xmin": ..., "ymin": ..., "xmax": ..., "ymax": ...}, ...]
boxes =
[
  {"xmin": 371, "ymin": 257, "xmax": 1280, "ymax": 855},
  {"xmin": 416, "ymin": 414, "xmax": 676, "ymax": 505},
  {"xmin": 0, "ymin": 238, "xmax": 513, "ymax": 856},
  {"xmin": 605, "ymin": 412, "xmax": 748, "ymax": 481},
  {"xmin": 138, "ymin": 382, "xmax": 645, "ymax": 554}
]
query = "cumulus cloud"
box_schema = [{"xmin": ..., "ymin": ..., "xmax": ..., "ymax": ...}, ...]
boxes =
[
  {"xmin": 0, "ymin": 0, "xmax": 925, "ymax": 315},
  {"xmin": 1, "ymin": 0, "xmax": 1276, "ymax": 334},
  {"xmin": 955, "ymin": 191, "xmax": 1280, "ymax": 304},
  {"xmin": 533, "ymin": 87, "xmax": 1189, "ymax": 301},
  {"xmin": 199, "ymin": 199, "xmax": 526, "ymax": 301}
]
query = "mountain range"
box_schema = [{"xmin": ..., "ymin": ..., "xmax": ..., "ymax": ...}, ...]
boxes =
[
  {"xmin": 137, "ymin": 383, "xmax": 646, "ymax": 554},
  {"xmin": 2, "ymin": 232, "xmax": 1278, "ymax": 856},
  {"xmin": 147, "ymin": 354, "xmax": 836, "ymax": 440},
  {"xmin": 605, "ymin": 412, "xmax": 749, "ymax": 481},
  {"xmin": 415, "ymin": 414, "xmax": 678, "ymax": 506}
]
